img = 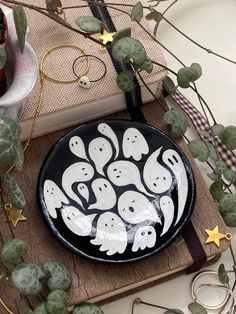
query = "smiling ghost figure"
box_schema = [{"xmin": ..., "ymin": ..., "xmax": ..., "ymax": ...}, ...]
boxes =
[
  {"xmin": 97, "ymin": 123, "xmax": 119, "ymax": 159},
  {"xmin": 89, "ymin": 178, "xmax": 117, "ymax": 210},
  {"xmin": 160, "ymin": 195, "xmax": 175, "ymax": 236},
  {"xmin": 143, "ymin": 147, "xmax": 173, "ymax": 194},
  {"xmin": 43, "ymin": 180, "xmax": 69, "ymax": 219},
  {"xmin": 91, "ymin": 212, "xmax": 127, "ymax": 256},
  {"xmin": 69, "ymin": 136, "xmax": 88, "ymax": 160},
  {"xmin": 118, "ymin": 191, "xmax": 161, "ymax": 224},
  {"xmin": 132, "ymin": 226, "xmax": 156, "ymax": 252},
  {"xmin": 62, "ymin": 206, "xmax": 96, "ymax": 236},
  {"xmin": 62, "ymin": 162, "xmax": 94, "ymax": 208},
  {"xmin": 107, "ymin": 160, "xmax": 153, "ymax": 197},
  {"xmin": 122, "ymin": 128, "xmax": 149, "ymax": 161},
  {"xmin": 88, "ymin": 137, "xmax": 113, "ymax": 175}
]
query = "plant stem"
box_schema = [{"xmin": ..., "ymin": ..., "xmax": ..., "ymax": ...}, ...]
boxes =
[
  {"xmin": 163, "ymin": 0, "xmax": 178, "ymax": 15},
  {"xmin": 140, "ymin": 300, "xmax": 175, "ymax": 311},
  {"xmin": 162, "ymin": 16, "xmax": 236, "ymax": 65},
  {"xmin": 0, "ymin": 298, "xmax": 14, "ymax": 314}
]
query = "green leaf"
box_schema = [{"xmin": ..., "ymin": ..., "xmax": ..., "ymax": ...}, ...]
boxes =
[
  {"xmin": 163, "ymin": 76, "xmax": 176, "ymax": 95},
  {"xmin": 221, "ymin": 211, "xmax": 236, "ymax": 227},
  {"xmin": 219, "ymin": 194, "xmax": 236, "ymax": 213},
  {"xmin": 188, "ymin": 302, "xmax": 207, "ymax": 314},
  {"xmin": 224, "ymin": 169, "xmax": 236, "ymax": 183},
  {"xmin": 113, "ymin": 28, "xmax": 131, "ymax": 44},
  {"xmin": 116, "ymin": 70, "xmax": 135, "ymax": 92},
  {"xmin": 211, "ymin": 124, "xmax": 224, "ymax": 137},
  {"xmin": 207, "ymin": 172, "xmax": 220, "ymax": 182},
  {"xmin": 164, "ymin": 310, "xmax": 184, "ymax": 314},
  {"xmin": 1, "ymin": 239, "xmax": 28, "ymax": 265},
  {"xmin": 131, "ymin": 2, "xmax": 143, "ymax": 22},
  {"xmin": 46, "ymin": 0, "xmax": 62, "ymax": 13},
  {"xmin": 209, "ymin": 181, "xmax": 226, "ymax": 203},
  {"xmin": 0, "ymin": 116, "xmax": 22, "ymax": 165},
  {"xmin": 171, "ymin": 120, "xmax": 188, "ymax": 138},
  {"xmin": 164, "ymin": 108, "xmax": 186, "ymax": 125},
  {"xmin": 42, "ymin": 261, "xmax": 72, "ymax": 291},
  {"xmin": 12, "ymin": 263, "xmax": 45, "ymax": 296},
  {"xmin": 188, "ymin": 140, "xmax": 209, "ymax": 162},
  {"xmin": 23, "ymin": 309, "xmax": 34, "ymax": 314},
  {"xmin": 34, "ymin": 302, "xmax": 48, "ymax": 314},
  {"xmin": 219, "ymin": 126, "xmax": 236, "ymax": 150},
  {"xmin": 177, "ymin": 67, "xmax": 199, "ymax": 88},
  {"xmin": 13, "ymin": 5, "xmax": 27, "ymax": 53},
  {"xmin": 214, "ymin": 160, "xmax": 226, "ymax": 176},
  {"xmin": 47, "ymin": 290, "xmax": 69, "ymax": 314},
  {"xmin": 75, "ymin": 16, "xmax": 104, "ymax": 33},
  {"xmin": 112, "ymin": 37, "xmax": 146, "ymax": 66},
  {"xmin": 205, "ymin": 143, "xmax": 219, "ymax": 161},
  {"xmin": 0, "ymin": 45, "xmax": 6, "ymax": 69},
  {"xmin": 145, "ymin": 10, "xmax": 163, "ymax": 22},
  {"xmin": 218, "ymin": 263, "xmax": 229, "ymax": 284},
  {"xmin": 191, "ymin": 63, "xmax": 202, "ymax": 79},
  {"xmin": 72, "ymin": 303, "xmax": 104, "ymax": 314},
  {"xmin": 139, "ymin": 57, "xmax": 153, "ymax": 73},
  {"xmin": 14, "ymin": 139, "xmax": 24, "ymax": 171},
  {"xmin": 1, "ymin": 174, "xmax": 26, "ymax": 209}
]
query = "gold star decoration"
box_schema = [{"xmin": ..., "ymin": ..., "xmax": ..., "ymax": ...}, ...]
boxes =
[
  {"xmin": 99, "ymin": 30, "xmax": 116, "ymax": 45},
  {"xmin": 5, "ymin": 204, "xmax": 26, "ymax": 228},
  {"xmin": 205, "ymin": 226, "xmax": 232, "ymax": 247}
]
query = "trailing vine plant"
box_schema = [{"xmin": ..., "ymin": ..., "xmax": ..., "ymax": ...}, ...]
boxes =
[{"xmin": 0, "ymin": 0, "xmax": 235, "ymax": 313}]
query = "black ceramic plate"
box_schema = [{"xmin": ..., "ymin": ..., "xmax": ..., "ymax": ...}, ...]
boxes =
[{"xmin": 37, "ymin": 120, "xmax": 196, "ymax": 263}]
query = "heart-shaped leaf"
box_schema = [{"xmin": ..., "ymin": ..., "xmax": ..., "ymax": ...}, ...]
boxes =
[
  {"xmin": 34, "ymin": 302, "xmax": 48, "ymax": 314},
  {"xmin": 205, "ymin": 143, "xmax": 219, "ymax": 161},
  {"xmin": 188, "ymin": 302, "xmax": 207, "ymax": 314},
  {"xmin": 170, "ymin": 120, "xmax": 188, "ymax": 138},
  {"xmin": 72, "ymin": 303, "xmax": 104, "ymax": 314},
  {"xmin": 164, "ymin": 108, "xmax": 186, "ymax": 125},
  {"xmin": 163, "ymin": 76, "xmax": 176, "ymax": 95},
  {"xmin": 46, "ymin": 0, "xmax": 62, "ymax": 13},
  {"xmin": 209, "ymin": 181, "xmax": 226, "ymax": 203},
  {"xmin": 75, "ymin": 16, "xmax": 104, "ymax": 33},
  {"xmin": 188, "ymin": 140, "xmax": 209, "ymax": 162},
  {"xmin": 221, "ymin": 211, "xmax": 236, "ymax": 227},
  {"xmin": 131, "ymin": 2, "xmax": 143, "ymax": 22},
  {"xmin": 112, "ymin": 37, "xmax": 146, "ymax": 66},
  {"xmin": 0, "ymin": 45, "xmax": 6, "ymax": 69},
  {"xmin": 191, "ymin": 63, "xmax": 202, "ymax": 79},
  {"xmin": 47, "ymin": 290, "xmax": 70, "ymax": 314},
  {"xmin": 211, "ymin": 124, "xmax": 224, "ymax": 137},
  {"xmin": 13, "ymin": 5, "xmax": 27, "ymax": 53},
  {"xmin": 42, "ymin": 261, "xmax": 72, "ymax": 291},
  {"xmin": 139, "ymin": 57, "xmax": 153, "ymax": 73},
  {"xmin": 177, "ymin": 67, "xmax": 199, "ymax": 88},
  {"xmin": 219, "ymin": 194, "xmax": 236, "ymax": 213},
  {"xmin": 113, "ymin": 28, "xmax": 131, "ymax": 44},
  {"xmin": 12, "ymin": 263, "xmax": 45, "ymax": 296},
  {"xmin": 1, "ymin": 239, "xmax": 28, "ymax": 265},
  {"xmin": 214, "ymin": 160, "xmax": 226, "ymax": 175},
  {"xmin": 219, "ymin": 126, "xmax": 236, "ymax": 150},
  {"xmin": 224, "ymin": 169, "xmax": 236, "ymax": 183},
  {"xmin": 218, "ymin": 263, "xmax": 229, "ymax": 284},
  {"xmin": 116, "ymin": 70, "xmax": 135, "ymax": 92},
  {"xmin": 1, "ymin": 174, "xmax": 26, "ymax": 209},
  {"xmin": 207, "ymin": 172, "xmax": 220, "ymax": 182},
  {"xmin": 145, "ymin": 10, "xmax": 163, "ymax": 22}
]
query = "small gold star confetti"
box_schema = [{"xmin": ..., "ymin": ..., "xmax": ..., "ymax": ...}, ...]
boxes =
[
  {"xmin": 99, "ymin": 30, "xmax": 116, "ymax": 45},
  {"xmin": 205, "ymin": 226, "xmax": 232, "ymax": 247},
  {"xmin": 5, "ymin": 203, "xmax": 26, "ymax": 228}
]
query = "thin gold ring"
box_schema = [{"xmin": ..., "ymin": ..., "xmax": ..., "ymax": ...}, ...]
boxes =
[{"xmin": 40, "ymin": 44, "xmax": 90, "ymax": 83}]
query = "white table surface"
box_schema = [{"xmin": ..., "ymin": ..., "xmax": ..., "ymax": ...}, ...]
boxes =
[{"xmin": 102, "ymin": 1, "xmax": 236, "ymax": 313}]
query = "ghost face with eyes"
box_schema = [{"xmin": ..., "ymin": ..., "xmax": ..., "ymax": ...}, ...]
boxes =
[
  {"xmin": 69, "ymin": 136, "xmax": 88, "ymax": 160},
  {"xmin": 88, "ymin": 137, "xmax": 113, "ymax": 175},
  {"xmin": 132, "ymin": 226, "xmax": 156, "ymax": 252},
  {"xmin": 91, "ymin": 212, "xmax": 127, "ymax": 256},
  {"xmin": 43, "ymin": 180, "xmax": 69, "ymax": 219},
  {"xmin": 89, "ymin": 178, "xmax": 116, "ymax": 210},
  {"xmin": 122, "ymin": 128, "xmax": 149, "ymax": 161}
]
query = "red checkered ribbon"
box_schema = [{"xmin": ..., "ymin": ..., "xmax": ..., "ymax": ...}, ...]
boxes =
[{"xmin": 172, "ymin": 90, "xmax": 236, "ymax": 171}]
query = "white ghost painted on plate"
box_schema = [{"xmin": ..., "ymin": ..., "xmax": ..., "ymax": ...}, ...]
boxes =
[
  {"xmin": 91, "ymin": 212, "xmax": 127, "ymax": 256},
  {"xmin": 107, "ymin": 160, "xmax": 153, "ymax": 197},
  {"xmin": 118, "ymin": 191, "xmax": 161, "ymax": 224},
  {"xmin": 97, "ymin": 123, "xmax": 119, "ymax": 159},
  {"xmin": 160, "ymin": 195, "xmax": 175, "ymax": 236},
  {"xmin": 132, "ymin": 226, "xmax": 156, "ymax": 252},
  {"xmin": 69, "ymin": 136, "xmax": 88, "ymax": 160},
  {"xmin": 62, "ymin": 162, "xmax": 94, "ymax": 208},
  {"xmin": 89, "ymin": 178, "xmax": 116, "ymax": 210},
  {"xmin": 77, "ymin": 183, "xmax": 89, "ymax": 202},
  {"xmin": 62, "ymin": 206, "xmax": 96, "ymax": 236},
  {"xmin": 143, "ymin": 147, "xmax": 173, "ymax": 194},
  {"xmin": 122, "ymin": 128, "xmax": 149, "ymax": 161},
  {"xmin": 43, "ymin": 180, "xmax": 69, "ymax": 219},
  {"xmin": 88, "ymin": 137, "xmax": 112, "ymax": 175},
  {"xmin": 162, "ymin": 149, "xmax": 188, "ymax": 225}
]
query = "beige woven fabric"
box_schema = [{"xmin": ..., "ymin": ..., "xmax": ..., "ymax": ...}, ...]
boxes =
[{"xmin": 21, "ymin": 0, "xmax": 166, "ymax": 121}]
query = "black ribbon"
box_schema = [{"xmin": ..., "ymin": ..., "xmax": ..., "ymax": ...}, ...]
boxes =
[{"xmin": 89, "ymin": 0, "xmax": 207, "ymax": 272}]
